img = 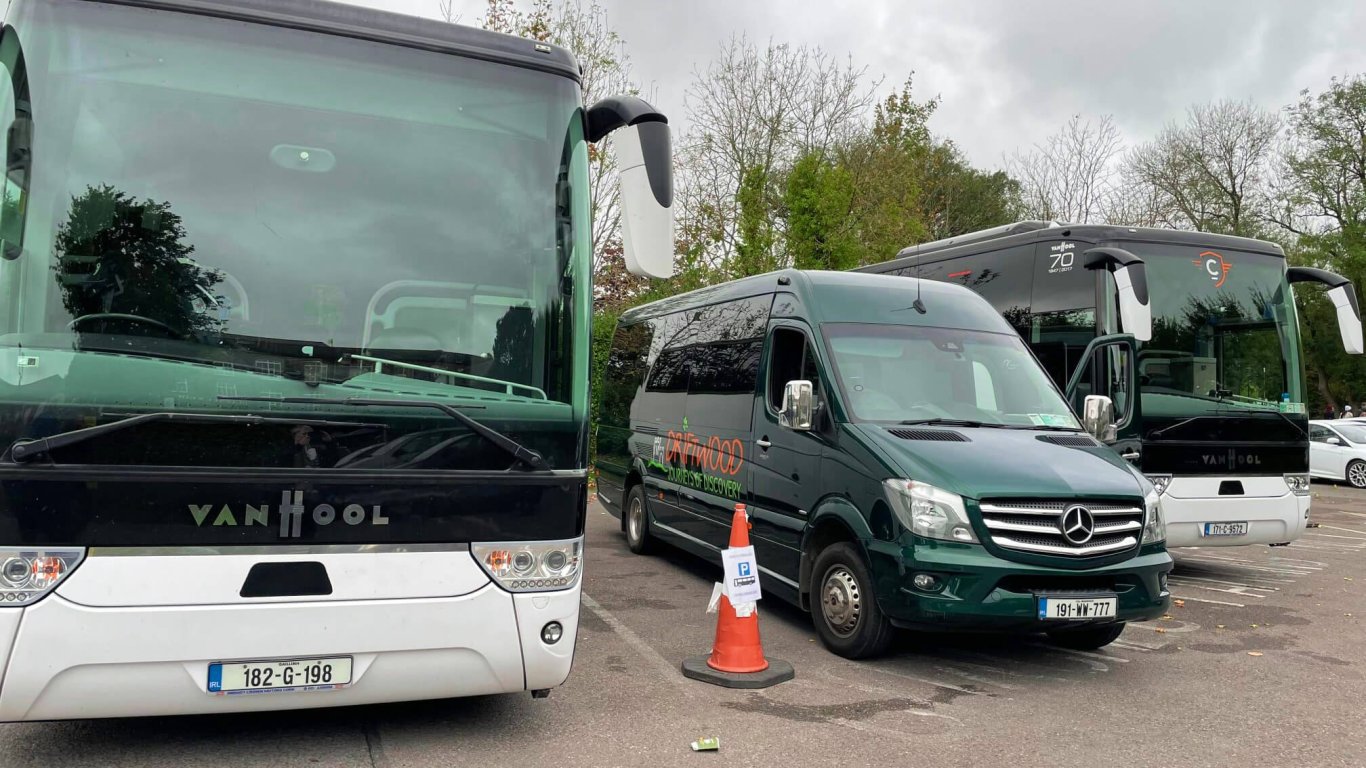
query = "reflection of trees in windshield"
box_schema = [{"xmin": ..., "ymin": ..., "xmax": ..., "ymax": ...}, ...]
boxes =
[
  {"xmin": 1146, "ymin": 287, "xmax": 1284, "ymax": 403},
  {"xmin": 53, "ymin": 185, "xmax": 222, "ymax": 338}
]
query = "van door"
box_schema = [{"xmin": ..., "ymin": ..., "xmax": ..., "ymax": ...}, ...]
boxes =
[
  {"xmin": 749, "ymin": 324, "xmax": 824, "ymax": 586},
  {"xmin": 674, "ymin": 297, "xmax": 769, "ymax": 547}
]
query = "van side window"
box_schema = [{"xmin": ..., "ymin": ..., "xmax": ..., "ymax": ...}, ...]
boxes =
[
  {"xmin": 600, "ymin": 321, "xmax": 653, "ymax": 431},
  {"xmin": 681, "ymin": 296, "xmax": 769, "ymax": 429},
  {"xmin": 767, "ymin": 327, "xmax": 819, "ymax": 412}
]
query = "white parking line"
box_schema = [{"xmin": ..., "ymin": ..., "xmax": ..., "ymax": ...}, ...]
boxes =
[
  {"xmin": 1171, "ymin": 594, "xmax": 1245, "ymax": 607},
  {"xmin": 580, "ymin": 593, "xmax": 696, "ymax": 696}
]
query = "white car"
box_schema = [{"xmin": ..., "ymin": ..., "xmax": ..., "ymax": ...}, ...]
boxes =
[{"xmin": 1309, "ymin": 419, "xmax": 1366, "ymax": 488}]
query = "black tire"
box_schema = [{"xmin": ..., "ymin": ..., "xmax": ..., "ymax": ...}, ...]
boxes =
[
  {"xmin": 810, "ymin": 542, "xmax": 895, "ymax": 659},
  {"xmin": 1348, "ymin": 460, "xmax": 1366, "ymax": 489},
  {"xmin": 1047, "ymin": 623, "xmax": 1125, "ymax": 651},
  {"xmin": 623, "ymin": 484, "xmax": 655, "ymax": 554}
]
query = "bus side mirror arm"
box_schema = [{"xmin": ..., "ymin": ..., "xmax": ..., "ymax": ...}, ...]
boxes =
[
  {"xmin": 1084, "ymin": 248, "xmax": 1151, "ymax": 342},
  {"xmin": 587, "ymin": 96, "xmax": 675, "ymax": 279},
  {"xmin": 1287, "ymin": 266, "xmax": 1363, "ymax": 355}
]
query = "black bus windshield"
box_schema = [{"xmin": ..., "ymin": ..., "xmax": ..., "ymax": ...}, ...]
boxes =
[
  {"xmin": 0, "ymin": 0, "xmax": 592, "ymax": 469},
  {"xmin": 1133, "ymin": 243, "xmax": 1302, "ymax": 417}
]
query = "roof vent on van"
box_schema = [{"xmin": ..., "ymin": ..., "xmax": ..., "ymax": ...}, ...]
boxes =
[
  {"xmin": 887, "ymin": 428, "xmax": 969, "ymax": 442},
  {"xmin": 1037, "ymin": 435, "xmax": 1099, "ymax": 448}
]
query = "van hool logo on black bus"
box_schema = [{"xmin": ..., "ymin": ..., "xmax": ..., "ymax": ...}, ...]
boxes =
[
  {"xmin": 189, "ymin": 491, "xmax": 389, "ymax": 538},
  {"xmin": 1201, "ymin": 449, "xmax": 1262, "ymax": 468}
]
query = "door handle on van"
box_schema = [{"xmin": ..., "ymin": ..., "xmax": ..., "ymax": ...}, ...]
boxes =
[
  {"xmin": 1120, "ymin": 450, "xmax": 1140, "ymax": 461},
  {"xmin": 756, "ymin": 438, "xmax": 772, "ymax": 449}
]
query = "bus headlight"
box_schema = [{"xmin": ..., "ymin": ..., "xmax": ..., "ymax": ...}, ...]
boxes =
[
  {"xmin": 1142, "ymin": 489, "xmax": 1166, "ymax": 544},
  {"xmin": 1284, "ymin": 473, "xmax": 1311, "ymax": 496},
  {"xmin": 883, "ymin": 480, "xmax": 977, "ymax": 543},
  {"xmin": 0, "ymin": 548, "xmax": 84, "ymax": 605},
  {"xmin": 473, "ymin": 538, "xmax": 582, "ymax": 592},
  {"xmin": 1144, "ymin": 474, "xmax": 1172, "ymax": 495}
]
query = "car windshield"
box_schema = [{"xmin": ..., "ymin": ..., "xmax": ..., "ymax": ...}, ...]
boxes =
[
  {"xmin": 0, "ymin": 0, "xmax": 590, "ymax": 469},
  {"xmin": 1334, "ymin": 423, "xmax": 1366, "ymax": 444},
  {"xmin": 822, "ymin": 323, "xmax": 1081, "ymax": 429},
  {"xmin": 1136, "ymin": 244, "xmax": 1301, "ymax": 414}
]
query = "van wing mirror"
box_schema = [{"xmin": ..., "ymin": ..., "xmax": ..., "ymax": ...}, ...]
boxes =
[
  {"xmin": 1287, "ymin": 266, "xmax": 1363, "ymax": 355},
  {"xmin": 779, "ymin": 380, "xmax": 814, "ymax": 431},
  {"xmin": 587, "ymin": 96, "xmax": 674, "ymax": 279},
  {"xmin": 1082, "ymin": 395, "xmax": 1116, "ymax": 441},
  {"xmin": 1084, "ymin": 248, "xmax": 1151, "ymax": 342}
]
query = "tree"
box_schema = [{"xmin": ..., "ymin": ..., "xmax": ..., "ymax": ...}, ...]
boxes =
[
  {"xmin": 782, "ymin": 152, "xmax": 858, "ymax": 271},
  {"xmin": 679, "ymin": 35, "xmax": 879, "ymax": 265},
  {"xmin": 54, "ymin": 185, "xmax": 222, "ymax": 338},
  {"xmin": 1125, "ymin": 100, "xmax": 1280, "ymax": 236},
  {"xmin": 1274, "ymin": 76, "xmax": 1366, "ymax": 411},
  {"xmin": 1008, "ymin": 114, "xmax": 1123, "ymax": 224}
]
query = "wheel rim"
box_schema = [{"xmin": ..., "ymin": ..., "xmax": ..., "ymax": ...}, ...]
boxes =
[
  {"xmin": 820, "ymin": 565, "xmax": 862, "ymax": 638},
  {"xmin": 1351, "ymin": 463, "xmax": 1366, "ymax": 488},
  {"xmin": 627, "ymin": 496, "xmax": 644, "ymax": 542}
]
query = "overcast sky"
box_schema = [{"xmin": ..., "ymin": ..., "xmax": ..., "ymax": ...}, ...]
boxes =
[{"xmin": 351, "ymin": 0, "xmax": 1366, "ymax": 169}]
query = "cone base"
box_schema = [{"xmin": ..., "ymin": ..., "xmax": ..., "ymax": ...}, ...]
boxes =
[{"xmin": 681, "ymin": 655, "xmax": 795, "ymax": 689}]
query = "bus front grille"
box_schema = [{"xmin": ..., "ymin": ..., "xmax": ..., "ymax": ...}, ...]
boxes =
[{"xmin": 977, "ymin": 500, "xmax": 1143, "ymax": 557}]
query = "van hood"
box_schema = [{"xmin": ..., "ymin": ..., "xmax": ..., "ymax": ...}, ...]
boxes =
[{"xmin": 851, "ymin": 423, "xmax": 1144, "ymax": 500}]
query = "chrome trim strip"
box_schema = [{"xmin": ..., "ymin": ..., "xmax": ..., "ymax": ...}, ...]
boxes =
[
  {"xmin": 1094, "ymin": 520, "xmax": 1143, "ymax": 534},
  {"xmin": 980, "ymin": 504, "xmax": 1142, "ymax": 517},
  {"xmin": 653, "ymin": 522, "xmax": 800, "ymax": 588},
  {"xmin": 990, "ymin": 535, "xmax": 1136, "ymax": 556},
  {"xmin": 88, "ymin": 543, "xmax": 470, "ymax": 557},
  {"xmin": 982, "ymin": 519, "xmax": 1059, "ymax": 533}
]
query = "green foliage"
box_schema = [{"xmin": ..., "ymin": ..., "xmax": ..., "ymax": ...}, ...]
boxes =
[
  {"xmin": 732, "ymin": 165, "xmax": 778, "ymax": 277},
  {"xmin": 783, "ymin": 152, "xmax": 858, "ymax": 271}
]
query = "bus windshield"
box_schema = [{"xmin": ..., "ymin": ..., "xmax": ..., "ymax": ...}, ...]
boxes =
[
  {"xmin": 0, "ymin": 0, "xmax": 590, "ymax": 469},
  {"xmin": 823, "ymin": 323, "xmax": 1081, "ymax": 429},
  {"xmin": 1135, "ymin": 244, "xmax": 1301, "ymax": 415}
]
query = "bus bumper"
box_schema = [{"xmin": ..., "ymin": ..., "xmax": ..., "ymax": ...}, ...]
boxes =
[
  {"xmin": 0, "ymin": 583, "xmax": 580, "ymax": 721},
  {"xmin": 1160, "ymin": 476, "xmax": 1308, "ymax": 547},
  {"xmin": 868, "ymin": 541, "xmax": 1172, "ymax": 633}
]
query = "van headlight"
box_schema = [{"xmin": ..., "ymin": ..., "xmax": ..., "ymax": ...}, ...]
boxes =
[
  {"xmin": 473, "ymin": 538, "xmax": 582, "ymax": 592},
  {"xmin": 1142, "ymin": 489, "xmax": 1166, "ymax": 544},
  {"xmin": 883, "ymin": 480, "xmax": 977, "ymax": 543}
]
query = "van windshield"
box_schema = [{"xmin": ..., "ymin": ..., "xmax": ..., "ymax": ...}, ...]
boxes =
[{"xmin": 822, "ymin": 323, "xmax": 1081, "ymax": 429}]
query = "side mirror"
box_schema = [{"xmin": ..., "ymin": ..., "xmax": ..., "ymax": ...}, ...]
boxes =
[
  {"xmin": 1286, "ymin": 267, "xmax": 1362, "ymax": 355},
  {"xmin": 1084, "ymin": 248, "xmax": 1151, "ymax": 342},
  {"xmin": 587, "ymin": 96, "xmax": 675, "ymax": 279},
  {"xmin": 1327, "ymin": 436, "xmax": 1343, "ymax": 446},
  {"xmin": 1082, "ymin": 395, "xmax": 1116, "ymax": 441},
  {"xmin": 779, "ymin": 380, "xmax": 814, "ymax": 431}
]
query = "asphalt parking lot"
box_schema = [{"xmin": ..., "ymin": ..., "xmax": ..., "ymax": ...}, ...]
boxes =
[{"xmin": 3, "ymin": 485, "xmax": 1366, "ymax": 768}]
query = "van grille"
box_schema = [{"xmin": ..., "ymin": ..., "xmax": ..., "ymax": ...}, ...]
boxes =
[{"xmin": 978, "ymin": 499, "xmax": 1143, "ymax": 557}]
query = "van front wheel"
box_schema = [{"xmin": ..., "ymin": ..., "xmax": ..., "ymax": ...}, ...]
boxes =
[
  {"xmin": 1046, "ymin": 623, "xmax": 1125, "ymax": 650},
  {"xmin": 810, "ymin": 543, "xmax": 894, "ymax": 659}
]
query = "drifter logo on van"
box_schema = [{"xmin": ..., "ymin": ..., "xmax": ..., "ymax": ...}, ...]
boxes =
[
  {"xmin": 648, "ymin": 426, "xmax": 746, "ymax": 500},
  {"xmin": 189, "ymin": 490, "xmax": 390, "ymax": 539}
]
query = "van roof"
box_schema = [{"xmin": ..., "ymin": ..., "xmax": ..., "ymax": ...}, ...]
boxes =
[
  {"xmin": 619, "ymin": 269, "xmax": 1015, "ymax": 334},
  {"xmin": 86, "ymin": 0, "xmax": 581, "ymax": 81}
]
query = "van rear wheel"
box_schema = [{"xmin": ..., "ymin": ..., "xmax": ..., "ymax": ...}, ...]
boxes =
[
  {"xmin": 810, "ymin": 542, "xmax": 894, "ymax": 659},
  {"xmin": 624, "ymin": 485, "xmax": 655, "ymax": 554},
  {"xmin": 1046, "ymin": 623, "xmax": 1125, "ymax": 650}
]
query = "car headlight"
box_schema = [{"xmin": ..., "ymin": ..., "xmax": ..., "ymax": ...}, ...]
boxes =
[
  {"xmin": 1144, "ymin": 474, "xmax": 1172, "ymax": 496},
  {"xmin": 1142, "ymin": 488, "xmax": 1165, "ymax": 544},
  {"xmin": 1283, "ymin": 473, "xmax": 1310, "ymax": 496},
  {"xmin": 883, "ymin": 480, "xmax": 977, "ymax": 543}
]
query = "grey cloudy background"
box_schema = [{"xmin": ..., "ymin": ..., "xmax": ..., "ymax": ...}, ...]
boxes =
[{"xmin": 353, "ymin": 0, "xmax": 1366, "ymax": 168}]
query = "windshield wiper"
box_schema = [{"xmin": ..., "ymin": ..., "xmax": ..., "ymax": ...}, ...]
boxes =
[
  {"xmin": 9, "ymin": 412, "xmax": 382, "ymax": 464},
  {"xmin": 899, "ymin": 418, "xmax": 1000, "ymax": 428},
  {"xmin": 220, "ymin": 395, "xmax": 550, "ymax": 471}
]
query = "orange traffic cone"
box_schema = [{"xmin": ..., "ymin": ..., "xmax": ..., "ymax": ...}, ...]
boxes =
[{"xmin": 681, "ymin": 503, "xmax": 795, "ymax": 689}]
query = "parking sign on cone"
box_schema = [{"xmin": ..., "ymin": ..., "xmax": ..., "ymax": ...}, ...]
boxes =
[{"xmin": 682, "ymin": 504, "xmax": 795, "ymax": 689}]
